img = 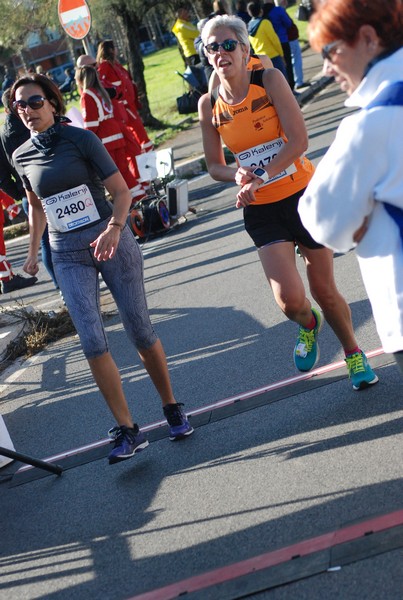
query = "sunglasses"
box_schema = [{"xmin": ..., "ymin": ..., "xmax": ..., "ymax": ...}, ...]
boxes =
[
  {"xmin": 321, "ymin": 40, "xmax": 343, "ymax": 62},
  {"xmin": 13, "ymin": 95, "xmax": 47, "ymax": 112},
  {"xmin": 204, "ymin": 39, "xmax": 241, "ymax": 54}
]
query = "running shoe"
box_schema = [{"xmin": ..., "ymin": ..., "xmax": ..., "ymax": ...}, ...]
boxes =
[
  {"xmin": 293, "ymin": 307, "xmax": 323, "ymax": 372},
  {"xmin": 345, "ymin": 351, "xmax": 379, "ymax": 391},
  {"xmin": 163, "ymin": 403, "xmax": 194, "ymax": 441},
  {"xmin": 108, "ymin": 425, "xmax": 149, "ymax": 464},
  {"xmin": 1, "ymin": 274, "xmax": 37, "ymax": 294}
]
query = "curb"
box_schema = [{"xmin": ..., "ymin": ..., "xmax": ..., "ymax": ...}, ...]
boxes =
[{"xmin": 174, "ymin": 75, "xmax": 334, "ymax": 180}]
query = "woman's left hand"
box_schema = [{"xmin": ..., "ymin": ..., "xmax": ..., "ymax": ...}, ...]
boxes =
[{"xmin": 90, "ymin": 224, "xmax": 122, "ymax": 261}]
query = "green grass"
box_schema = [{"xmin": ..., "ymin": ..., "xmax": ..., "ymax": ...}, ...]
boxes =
[{"xmin": 287, "ymin": 6, "xmax": 309, "ymax": 43}]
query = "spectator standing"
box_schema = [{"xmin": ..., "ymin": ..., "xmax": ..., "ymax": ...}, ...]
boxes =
[
  {"xmin": 299, "ymin": 0, "xmax": 403, "ymax": 373},
  {"xmin": 1, "ymin": 67, "xmax": 15, "ymax": 95},
  {"xmin": 97, "ymin": 40, "xmax": 153, "ymax": 153},
  {"xmin": 172, "ymin": 4, "xmax": 201, "ymax": 66},
  {"xmin": 247, "ymin": 2, "xmax": 287, "ymax": 77},
  {"xmin": 75, "ymin": 66, "xmax": 146, "ymax": 202},
  {"xmin": 276, "ymin": 0, "xmax": 308, "ymax": 88},
  {"xmin": 262, "ymin": 0, "xmax": 295, "ymax": 89},
  {"xmin": 235, "ymin": 0, "xmax": 251, "ymax": 23},
  {"xmin": 0, "ymin": 190, "xmax": 37, "ymax": 294}
]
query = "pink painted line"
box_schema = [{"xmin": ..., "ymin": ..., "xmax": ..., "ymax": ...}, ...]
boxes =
[
  {"xmin": 16, "ymin": 348, "xmax": 384, "ymax": 474},
  {"xmin": 129, "ymin": 509, "xmax": 403, "ymax": 600}
]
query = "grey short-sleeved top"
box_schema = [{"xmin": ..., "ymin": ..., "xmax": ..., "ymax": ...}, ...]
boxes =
[{"xmin": 13, "ymin": 123, "xmax": 119, "ymax": 234}]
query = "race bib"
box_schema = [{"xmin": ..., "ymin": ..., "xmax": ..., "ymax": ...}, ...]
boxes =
[
  {"xmin": 235, "ymin": 137, "xmax": 297, "ymax": 187},
  {"xmin": 42, "ymin": 184, "xmax": 100, "ymax": 232}
]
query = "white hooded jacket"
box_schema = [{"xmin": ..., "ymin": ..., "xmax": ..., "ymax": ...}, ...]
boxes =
[{"xmin": 299, "ymin": 47, "xmax": 403, "ymax": 353}]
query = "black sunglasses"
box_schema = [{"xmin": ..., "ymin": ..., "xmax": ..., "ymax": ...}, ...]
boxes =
[
  {"xmin": 204, "ymin": 39, "xmax": 241, "ymax": 54},
  {"xmin": 13, "ymin": 95, "xmax": 47, "ymax": 112},
  {"xmin": 321, "ymin": 40, "xmax": 342, "ymax": 62}
]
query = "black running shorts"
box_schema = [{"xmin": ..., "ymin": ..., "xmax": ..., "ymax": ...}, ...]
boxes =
[{"xmin": 243, "ymin": 188, "xmax": 324, "ymax": 249}]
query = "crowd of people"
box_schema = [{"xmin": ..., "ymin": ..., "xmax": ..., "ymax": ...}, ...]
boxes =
[
  {"xmin": 172, "ymin": 0, "xmax": 309, "ymax": 94},
  {"xmin": 1, "ymin": 0, "xmax": 402, "ymax": 467}
]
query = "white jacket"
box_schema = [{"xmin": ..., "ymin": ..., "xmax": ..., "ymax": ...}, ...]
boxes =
[{"xmin": 299, "ymin": 48, "xmax": 403, "ymax": 353}]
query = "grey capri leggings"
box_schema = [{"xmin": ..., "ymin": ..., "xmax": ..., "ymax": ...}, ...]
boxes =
[{"xmin": 51, "ymin": 220, "xmax": 158, "ymax": 359}]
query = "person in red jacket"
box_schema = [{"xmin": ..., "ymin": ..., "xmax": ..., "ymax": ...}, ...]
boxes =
[
  {"xmin": 0, "ymin": 190, "xmax": 37, "ymax": 294},
  {"xmin": 96, "ymin": 40, "xmax": 153, "ymax": 153},
  {"xmin": 75, "ymin": 66, "xmax": 146, "ymax": 202}
]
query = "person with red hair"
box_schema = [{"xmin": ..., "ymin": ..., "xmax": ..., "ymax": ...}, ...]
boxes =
[{"xmin": 299, "ymin": 0, "xmax": 403, "ymax": 372}]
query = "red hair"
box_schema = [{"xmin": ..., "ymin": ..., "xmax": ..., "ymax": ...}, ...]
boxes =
[{"xmin": 309, "ymin": 0, "xmax": 403, "ymax": 52}]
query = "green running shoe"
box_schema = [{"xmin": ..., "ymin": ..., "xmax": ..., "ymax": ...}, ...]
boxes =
[
  {"xmin": 345, "ymin": 351, "xmax": 379, "ymax": 391},
  {"xmin": 294, "ymin": 307, "xmax": 323, "ymax": 372}
]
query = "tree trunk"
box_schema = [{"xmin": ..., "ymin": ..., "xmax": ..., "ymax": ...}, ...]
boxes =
[{"xmin": 115, "ymin": 5, "xmax": 163, "ymax": 129}]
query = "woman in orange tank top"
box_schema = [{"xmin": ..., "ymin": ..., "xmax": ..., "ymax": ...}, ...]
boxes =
[{"xmin": 198, "ymin": 15, "xmax": 378, "ymax": 390}]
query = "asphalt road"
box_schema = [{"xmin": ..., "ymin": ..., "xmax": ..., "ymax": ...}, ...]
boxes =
[{"xmin": 1, "ymin": 73, "xmax": 403, "ymax": 600}]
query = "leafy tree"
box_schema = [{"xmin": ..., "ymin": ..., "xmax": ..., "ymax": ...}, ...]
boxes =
[
  {"xmin": 0, "ymin": 0, "xmax": 58, "ymax": 56},
  {"xmin": 90, "ymin": 0, "xmax": 213, "ymax": 127}
]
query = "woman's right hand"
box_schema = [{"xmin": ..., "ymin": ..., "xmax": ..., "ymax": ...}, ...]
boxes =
[{"xmin": 24, "ymin": 255, "xmax": 40, "ymax": 276}]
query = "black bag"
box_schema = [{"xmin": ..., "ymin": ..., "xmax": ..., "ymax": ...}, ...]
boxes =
[
  {"xmin": 296, "ymin": 3, "xmax": 309, "ymax": 21},
  {"xmin": 176, "ymin": 90, "xmax": 200, "ymax": 114},
  {"xmin": 287, "ymin": 21, "xmax": 299, "ymax": 41}
]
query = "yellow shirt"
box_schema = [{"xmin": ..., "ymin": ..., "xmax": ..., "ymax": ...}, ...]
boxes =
[
  {"xmin": 211, "ymin": 70, "xmax": 314, "ymax": 204},
  {"xmin": 248, "ymin": 19, "xmax": 283, "ymax": 59},
  {"xmin": 172, "ymin": 18, "xmax": 198, "ymax": 58}
]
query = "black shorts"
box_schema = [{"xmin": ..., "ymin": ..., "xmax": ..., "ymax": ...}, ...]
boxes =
[{"xmin": 243, "ymin": 189, "xmax": 324, "ymax": 249}]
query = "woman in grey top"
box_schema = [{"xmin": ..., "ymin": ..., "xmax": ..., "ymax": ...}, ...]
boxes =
[{"xmin": 10, "ymin": 74, "xmax": 193, "ymax": 464}]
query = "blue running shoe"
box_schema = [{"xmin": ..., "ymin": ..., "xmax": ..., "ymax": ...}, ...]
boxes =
[
  {"xmin": 163, "ymin": 403, "xmax": 194, "ymax": 441},
  {"xmin": 294, "ymin": 307, "xmax": 323, "ymax": 372},
  {"xmin": 108, "ymin": 425, "xmax": 149, "ymax": 464},
  {"xmin": 345, "ymin": 351, "xmax": 379, "ymax": 391}
]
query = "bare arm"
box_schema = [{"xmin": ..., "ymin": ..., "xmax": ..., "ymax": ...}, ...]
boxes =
[
  {"xmin": 23, "ymin": 190, "xmax": 47, "ymax": 276},
  {"xmin": 198, "ymin": 93, "xmax": 238, "ymax": 183},
  {"xmin": 89, "ymin": 171, "xmax": 132, "ymax": 261}
]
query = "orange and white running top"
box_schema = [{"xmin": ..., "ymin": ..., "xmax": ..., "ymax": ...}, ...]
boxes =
[{"xmin": 211, "ymin": 70, "xmax": 314, "ymax": 204}]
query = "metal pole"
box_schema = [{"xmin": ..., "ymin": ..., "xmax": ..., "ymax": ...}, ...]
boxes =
[{"xmin": 0, "ymin": 447, "xmax": 63, "ymax": 476}]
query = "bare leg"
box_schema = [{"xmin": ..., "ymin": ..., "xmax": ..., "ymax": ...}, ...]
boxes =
[
  {"xmin": 138, "ymin": 339, "xmax": 176, "ymax": 406},
  {"xmin": 258, "ymin": 241, "xmax": 314, "ymax": 327},
  {"xmin": 88, "ymin": 352, "xmax": 134, "ymax": 427},
  {"xmin": 300, "ymin": 245, "xmax": 357, "ymax": 350}
]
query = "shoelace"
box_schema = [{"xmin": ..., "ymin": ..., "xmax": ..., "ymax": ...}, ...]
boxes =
[
  {"xmin": 345, "ymin": 353, "xmax": 365, "ymax": 374},
  {"xmin": 165, "ymin": 404, "xmax": 184, "ymax": 426},
  {"xmin": 113, "ymin": 426, "xmax": 136, "ymax": 446},
  {"xmin": 297, "ymin": 328, "xmax": 316, "ymax": 353}
]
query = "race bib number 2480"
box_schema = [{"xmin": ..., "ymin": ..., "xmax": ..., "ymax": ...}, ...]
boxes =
[{"xmin": 42, "ymin": 184, "xmax": 100, "ymax": 232}]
